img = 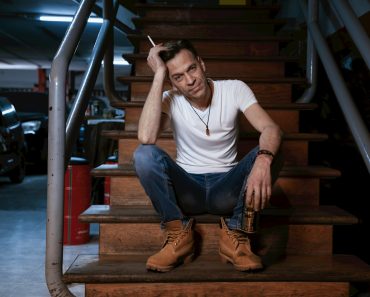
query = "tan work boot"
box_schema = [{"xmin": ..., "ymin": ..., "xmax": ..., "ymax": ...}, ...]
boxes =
[
  {"xmin": 146, "ymin": 218, "xmax": 195, "ymax": 272},
  {"xmin": 219, "ymin": 217, "xmax": 263, "ymax": 271}
]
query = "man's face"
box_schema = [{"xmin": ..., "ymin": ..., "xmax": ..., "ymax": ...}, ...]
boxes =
[{"xmin": 166, "ymin": 49, "xmax": 208, "ymax": 101}]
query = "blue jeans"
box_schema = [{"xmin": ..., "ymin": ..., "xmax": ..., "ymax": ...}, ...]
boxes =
[{"xmin": 134, "ymin": 144, "xmax": 278, "ymax": 230}]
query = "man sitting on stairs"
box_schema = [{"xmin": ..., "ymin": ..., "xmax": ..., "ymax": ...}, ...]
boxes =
[{"xmin": 134, "ymin": 39, "xmax": 283, "ymax": 272}]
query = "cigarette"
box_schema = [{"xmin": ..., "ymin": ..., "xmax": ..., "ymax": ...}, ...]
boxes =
[{"xmin": 147, "ymin": 35, "xmax": 155, "ymax": 47}]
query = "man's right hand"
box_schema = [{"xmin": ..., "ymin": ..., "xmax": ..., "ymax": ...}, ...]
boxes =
[{"xmin": 147, "ymin": 44, "xmax": 168, "ymax": 74}]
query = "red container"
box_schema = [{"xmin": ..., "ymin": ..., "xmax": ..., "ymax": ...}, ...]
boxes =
[{"xmin": 63, "ymin": 157, "xmax": 91, "ymax": 245}]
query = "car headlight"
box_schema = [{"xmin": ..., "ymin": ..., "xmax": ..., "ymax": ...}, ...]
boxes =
[{"xmin": 22, "ymin": 120, "xmax": 42, "ymax": 134}]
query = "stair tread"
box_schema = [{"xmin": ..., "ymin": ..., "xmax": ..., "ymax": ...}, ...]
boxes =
[
  {"xmin": 127, "ymin": 33, "xmax": 292, "ymax": 42},
  {"xmin": 91, "ymin": 164, "xmax": 341, "ymax": 178},
  {"xmin": 134, "ymin": 3, "xmax": 280, "ymax": 10},
  {"xmin": 102, "ymin": 130, "xmax": 327, "ymax": 141},
  {"xmin": 133, "ymin": 16, "xmax": 288, "ymax": 25},
  {"xmin": 124, "ymin": 53, "xmax": 298, "ymax": 61},
  {"xmin": 80, "ymin": 205, "xmax": 358, "ymax": 225},
  {"xmin": 113, "ymin": 101, "xmax": 317, "ymax": 110},
  {"xmin": 118, "ymin": 75, "xmax": 305, "ymax": 83},
  {"xmin": 63, "ymin": 253, "xmax": 370, "ymax": 283}
]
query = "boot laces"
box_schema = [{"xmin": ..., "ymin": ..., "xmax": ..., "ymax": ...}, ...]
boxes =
[
  {"xmin": 163, "ymin": 229, "xmax": 184, "ymax": 246},
  {"xmin": 227, "ymin": 229, "xmax": 249, "ymax": 247}
]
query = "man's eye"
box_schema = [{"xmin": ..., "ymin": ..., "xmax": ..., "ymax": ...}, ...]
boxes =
[
  {"xmin": 174, "ymin": 76, "xmax": 182, "ymax": 81},
  {"xmin": 189, "ymin": 66, "xmax": 196, "ymax": 72}
]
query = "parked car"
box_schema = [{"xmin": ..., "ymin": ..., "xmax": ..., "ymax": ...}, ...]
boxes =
[
  {"xmin": 0, "ymin": 97, "xmax": 27, "ymax": 183},
  {"xmin": 0, "ymin": 92, "xmax": 48, "ymax": 167}
]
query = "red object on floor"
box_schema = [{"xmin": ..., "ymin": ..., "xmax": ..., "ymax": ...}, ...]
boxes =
[{"xmin": 63, "ymin": 157, "xmax": 91, "ymax": 245}]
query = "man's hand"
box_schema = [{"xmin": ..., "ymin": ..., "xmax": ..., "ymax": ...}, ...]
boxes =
[
  {"xmin": 245, "ymin": 155, "xmax": 272, "ymax": 211},
  {"xmin": 147, "ymin": 44, "xmax": 168, "ymax": 74}
]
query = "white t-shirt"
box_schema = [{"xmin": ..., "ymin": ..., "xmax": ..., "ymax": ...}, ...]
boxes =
[{"xmin": 162, "ymin": 79, "xmax": 257, "ymax": 174}]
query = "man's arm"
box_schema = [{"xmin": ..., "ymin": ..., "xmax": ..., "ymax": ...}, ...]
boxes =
[
  {"xmin": 138, "ymin": 45, "xmax": 171, "ymax": 144},
  {"xmin": 243, "ymin": 103, "xmax": 283, "ymax": 211}
]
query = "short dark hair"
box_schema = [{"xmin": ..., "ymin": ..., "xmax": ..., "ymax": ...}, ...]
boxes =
[{"xmin": 159, "ymin": 40, "xmax": 198, "ymax": 63}]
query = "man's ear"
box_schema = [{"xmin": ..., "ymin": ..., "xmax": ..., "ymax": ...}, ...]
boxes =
[{"xmin": 197, "ymin": 56, "xmax": 206, "ymax": 72}]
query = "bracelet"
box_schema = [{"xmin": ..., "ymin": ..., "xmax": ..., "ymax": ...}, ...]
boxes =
[{"xmin": 257, "ymin": 149, "xmax": 274, "ymax": 158}]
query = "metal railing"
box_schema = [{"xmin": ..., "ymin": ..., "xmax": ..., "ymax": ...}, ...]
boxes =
[
  {"xmin": 298, "ymin": 0, "xmax": 370, "ymax": 172},
  {"xmin": 46, "ymin": 0, "xmax": 130, "ymax": 296}
]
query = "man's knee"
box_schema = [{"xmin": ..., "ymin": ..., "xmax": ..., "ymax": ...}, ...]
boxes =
[{"xmin": 133, "ymin": 144, "xmax": 164, "ymax": 173}]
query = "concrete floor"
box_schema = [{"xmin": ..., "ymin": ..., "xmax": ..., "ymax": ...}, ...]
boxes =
[{"xmin": 0, "ymin": 174, "xmax": 98, "ymax": 297}]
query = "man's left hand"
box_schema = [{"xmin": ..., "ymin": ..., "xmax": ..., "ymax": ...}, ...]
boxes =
[{"xmin": 245, "ymin": 155, "xmax": 272, "ymax": 211}]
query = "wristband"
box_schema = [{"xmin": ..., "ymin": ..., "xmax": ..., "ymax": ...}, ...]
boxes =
[{"xmin": 257, "ymin": 149, "xmax": 274, "ymax": 158}]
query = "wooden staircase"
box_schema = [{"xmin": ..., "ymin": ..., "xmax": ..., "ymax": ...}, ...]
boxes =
[{"xmin": 63, "ymin": 2, "xmax": 370, "ymax": 296}]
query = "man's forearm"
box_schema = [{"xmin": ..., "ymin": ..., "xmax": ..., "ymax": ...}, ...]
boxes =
[
  {"xmin": 138, "ymin": 70, "xmax": 166, "ymax": 144},
  {"xmin": 258, "ymin": 124, "xmax": 283, "ymax": 161}
]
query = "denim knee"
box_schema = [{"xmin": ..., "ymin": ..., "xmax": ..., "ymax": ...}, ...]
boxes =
[{"xmin": 134, "ymin": 144, "xmax": 156, "ymax": 171}]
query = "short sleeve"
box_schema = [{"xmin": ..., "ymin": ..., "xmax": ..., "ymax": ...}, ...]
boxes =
[{"xmin": 233, "ymin": 80, "xmax": 258, "ymax": 112}]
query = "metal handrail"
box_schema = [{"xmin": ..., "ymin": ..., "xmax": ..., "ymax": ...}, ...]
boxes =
[
  {"xmin": 330, "ymin": 0, "xmax": 370, "ymax": 70},
  {"xmin": 46, "ymin": 1, "xmax": 95, "ymax": 295},
  {"xmin": 46, "ymin": 0, "xmax": 125, "ymax": 296},
  {"xmin": 299, "ymin": 0, "xmax": 370, "ymax": 172},
  {"xmin": 296, "ymin": 0, "xmax": 318, "ymax": 103},
  {"xmin": 103, "ymin": 0, "xmax": 127, "ymax": 104},
  {"xmin": 65, "ymin": 0, "xmax": 120, "ymax": 163}
]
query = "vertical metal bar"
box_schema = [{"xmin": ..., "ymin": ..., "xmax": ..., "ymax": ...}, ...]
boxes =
[
  {"xmin": 65, "ymin": 4, "xmax": 116, "ymax": 163},
  {"xmin": 103, "ymin": 0, "xmax": 127, "ymax": 104},
  {"xmin": 46, "ymin": 0, "xmax": 95, "ymax": 296},
  {"xmin": 330, "ymin": 0, "xmax": 370, "ymax": 69},
  {"xmin": 300, "ymin": 0, "xmax": 370, "ymax": 172},
  {"xmin": 296, "ymin": 0, "xmax": 318, "ymax": 103}
]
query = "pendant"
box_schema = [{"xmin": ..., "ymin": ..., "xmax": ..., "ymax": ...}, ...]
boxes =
[{"xmin": 206, "ymin": 127, "xmax": 210, "ymax": 136}]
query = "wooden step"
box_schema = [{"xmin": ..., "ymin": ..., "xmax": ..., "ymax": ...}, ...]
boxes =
[
  {"xmin": 92, "ymin": 164, "xmax": 340, "ymax": 207},
  {"xmin": 132, "ymin": 17, "xmax": 287, "ymax": 38},
  {"xmin": 129, "ymin": 34, "xmax": 287, "ymax": 56},
  {"xmin": 118, "ymin": 76, "xmax": 305, "ymax": 103},
  {"xmin": 80, "ymin": 205, "xmax": 356, "ymax": 256},
  {"xmin": 63, "ymin": 254, "xmax": 370, "ymax": 293},
  {"xmin": 81, "ymin": 281, "xmax": 349, "ymax": 297},
  {"xmin": 134, "ymin": 3, "xmax": 280, "ymax": 21},
  {"xmin": 82, "ymin": 205, "xmax": 357, "ymax": 225},
  {"xmin": 124, "ymin": 54, "xmax": 296, "ymax": 77},
  {"xmin": 102, "ymin": 130, "xmax": 327, "ymax": 165},
  {"xmin": 116, "ymin": 102, "xmax": 317, "ymax": 133}
]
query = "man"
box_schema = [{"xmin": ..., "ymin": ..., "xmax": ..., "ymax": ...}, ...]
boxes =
[{"xmin": 134, "ymin": 40, "xmax": 283, "ymax": 272}]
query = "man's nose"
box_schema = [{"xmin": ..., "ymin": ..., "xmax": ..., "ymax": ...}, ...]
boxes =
[{"xmin": 184, "ymin": 73, "xmax": 195, "ymax": 85}]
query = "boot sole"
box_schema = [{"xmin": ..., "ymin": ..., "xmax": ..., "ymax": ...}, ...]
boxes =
[
  {"xmin": 219, "ymin": 252, "xmax": 263, "ymax": 271},
  {"xmin": 146, "ymin": 253, "xmax": 194, "ymax": 272}
]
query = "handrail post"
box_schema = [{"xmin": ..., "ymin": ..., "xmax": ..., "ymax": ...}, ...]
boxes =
[
  {"xmin": 330, "ymin": 0, "xmax": 370, "ymax": 69},
  {"xmin": 300, "ymin": 0, "xmax": 370, "ymax": 172},
  {"xmin": 103, "ymin": 0, "xmax": 127, "ymax": 104},
  {"xmin": 46, "ymin": 0, "xmax": 95, "ymax": 296},
  {"xmin": 296, "ymin": 0, "xmax": 318, "ymax": 103}
]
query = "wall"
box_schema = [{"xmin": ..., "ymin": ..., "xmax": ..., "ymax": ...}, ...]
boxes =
[{"xmin": 277, "ymin": 0, "xmax": 370, "ymax": 36}]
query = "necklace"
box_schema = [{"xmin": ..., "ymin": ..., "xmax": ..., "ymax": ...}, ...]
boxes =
[{"xmin": 188, "ymin": 80, "xmax": 213, "ymax": 136}]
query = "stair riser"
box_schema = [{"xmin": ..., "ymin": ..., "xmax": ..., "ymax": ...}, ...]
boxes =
[
  {"xmin": 138, "ymin": 8, "xmax": 274, "ymax": 21},
  {"xmin": 109, "ymin": 177, "xmax": 320, "ymax": 207},
  {"xmin": 87, "ymin": 282, "xmax": 348, "ymax": 297},
  {"xmin": 125, "ymin": 107, "xmax": 299, "ymax": 132},
  {"xmin": 128, "ymin": 81, "xmax": 292, "ymax": 103},
  {"xmin": 137, "ymin": 40, "xmax": 280, "ymax": 56},
  {"xmin": 138, "ymin": 23, "xmax": 276, "ymax": 38},
  {"xmin": 134, "ymin": 59, "xmax": 285, "ymax": 77},
  {"xmin": 99, "ymin": 224, "xmax": 332, "ymax": 256},
  {"xmin": 118, "ymin": 139, "xmax": 308, "ymax": 165}
]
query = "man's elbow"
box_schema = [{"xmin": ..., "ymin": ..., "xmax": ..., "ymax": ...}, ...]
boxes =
[{"xmin": 138, "ymin": 133, "xmax": 157, "ymax": 145}]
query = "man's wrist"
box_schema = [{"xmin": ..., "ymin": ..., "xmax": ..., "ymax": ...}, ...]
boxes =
[{"xmin": 256, "ymin": 149, "xmax": 274, "ymax": 164}]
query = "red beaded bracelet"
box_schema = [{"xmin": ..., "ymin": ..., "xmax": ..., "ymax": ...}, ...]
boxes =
[{"xmin": 257, "ymin": 149, "xmax": 274, "ymax": 158}]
